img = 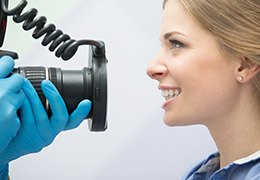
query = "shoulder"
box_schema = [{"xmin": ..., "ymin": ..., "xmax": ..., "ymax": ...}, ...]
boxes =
[
  {"xmin": 182, "ymin": 151, "xmax": 260, "ymax": 180},
  {"xmin": 182, "ymin": 152, "xmax": 220, "ymax": 180},
  {"xmin": 232, "ymin": 151, "xmax": 260, "ymax": 179}
]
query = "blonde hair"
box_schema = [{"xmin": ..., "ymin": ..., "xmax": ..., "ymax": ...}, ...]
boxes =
[{"xmin": 163, "ymin": 0, "xmax": 260, "ymax": 94}]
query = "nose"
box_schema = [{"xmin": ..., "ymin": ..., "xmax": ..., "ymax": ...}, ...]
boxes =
[{"xmin": 146, "ymin": 53, "xmax": 167, "ymax": 81}]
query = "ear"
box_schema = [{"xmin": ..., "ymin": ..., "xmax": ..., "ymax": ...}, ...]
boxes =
[{"xmin": 234, "ymin": 56, "xmax": 260, "ymax": 83}]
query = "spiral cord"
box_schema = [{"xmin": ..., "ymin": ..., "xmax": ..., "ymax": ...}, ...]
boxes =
[{"xmin": 0, "ymin": 0, "xmax": 104, "ymax": 60}]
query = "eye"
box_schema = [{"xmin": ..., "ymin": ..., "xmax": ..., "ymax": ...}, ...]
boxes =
[{"xmin": 169, "ymin": 39, "xmax": 186, "ymax": 49}]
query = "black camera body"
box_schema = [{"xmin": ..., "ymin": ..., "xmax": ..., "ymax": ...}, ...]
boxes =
[{"xmin": 0, "ymin": 0, "xmax": 108, "ymax": 132}]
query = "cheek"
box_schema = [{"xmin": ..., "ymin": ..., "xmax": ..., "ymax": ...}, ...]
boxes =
[
  {"xmin": 191, "ymin": 78, "xmax": 238, "ymax": 125},
  {"xmin": 174, "ymin": 50, "xmax": 236, "ymax": 93},
  {"xmin": 165, "ymin": 53, "xmax": 238, "ymax": 125}
]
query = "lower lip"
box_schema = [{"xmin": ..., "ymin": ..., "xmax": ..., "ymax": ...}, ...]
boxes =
[{"xmin": 162, "ymin": 97, "xmax": 177, "ymax": 109}]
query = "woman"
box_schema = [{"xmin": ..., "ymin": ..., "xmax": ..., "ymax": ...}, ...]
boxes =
[{"xmin": 147, "ymin": 0, "xmax": 260, "ymax": 179}]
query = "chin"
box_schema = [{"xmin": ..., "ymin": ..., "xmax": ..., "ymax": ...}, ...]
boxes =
[
  {"xmin": 163, "ymin": 115, "xmax": 183, "ymax": 127},
  {"xmin": 163, "ymin": 113, "xmax": 198, "ymax": 127}
]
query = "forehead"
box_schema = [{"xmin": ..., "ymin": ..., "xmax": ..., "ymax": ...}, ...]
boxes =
[
  {"xmin": 160, "ymin": 0, "xmax": 206, "ymax": 40},
  {"xmin": 161, "ymin": 0, "xmax": 192, "ymax": 34},
  {"xmin": 160, "ymin": 0, "xmax": 223, "ymax": 54}
]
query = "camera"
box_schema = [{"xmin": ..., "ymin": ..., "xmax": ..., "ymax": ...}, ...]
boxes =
[{"xmin": 0, "ymin": 0, "xmax": 108, "ymax": 131}]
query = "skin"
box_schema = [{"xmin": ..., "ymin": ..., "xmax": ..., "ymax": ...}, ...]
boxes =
[{"xmin": 147, "ymin": 0, "xmax": 260, "ymax": 168}]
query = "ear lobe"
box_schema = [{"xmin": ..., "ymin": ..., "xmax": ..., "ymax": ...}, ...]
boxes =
[{"xmin": 235, "ymin": 57, "xmax": 260, "ymax": 83}]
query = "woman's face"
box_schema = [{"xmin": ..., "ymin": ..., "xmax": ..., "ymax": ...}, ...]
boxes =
[{"xmin": 147, "ymin": 0, "xmax": 239, "ymax": 127}]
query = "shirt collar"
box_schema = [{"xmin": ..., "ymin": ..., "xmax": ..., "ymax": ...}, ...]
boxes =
[
  {"xmin": 197, "ymin": 152, "xmax": 220, "ymax": 173},
  {"xmin": 234, "ymin": 151, "xmax": 260, "ymax": 165},
  {"xmin": 196, "ymin": 150, "xmax": 260, "ymax": 173}
]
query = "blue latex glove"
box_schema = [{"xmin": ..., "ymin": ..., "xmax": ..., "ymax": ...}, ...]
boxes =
[
  {"xmin": 0, "ymin": 79, "xmax": 92, "ymax": 162},
  {"xmin": 0, "ymin": 57, "xmax": 91, "ymax": 179},
  {"xmin": 0, "ymin": 56, "xmax": 25, "ymax": 153},
  {"xmin": 0, "ymin": 80, "xmax": 91, "ymax": 164},
  {"xmin": 0, "ymin": 56, "xmax": 25, "ymax": 180}
]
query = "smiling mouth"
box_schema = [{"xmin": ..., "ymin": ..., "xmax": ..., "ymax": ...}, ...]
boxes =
[{"xmin": 161, "ymin": 88, "xmax": 181, "ymax": 100}]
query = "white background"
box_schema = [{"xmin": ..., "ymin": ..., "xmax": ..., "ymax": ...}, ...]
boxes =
[{"xmin": 2, "ymin": 0, "xmax": 217, "ymax": 179}]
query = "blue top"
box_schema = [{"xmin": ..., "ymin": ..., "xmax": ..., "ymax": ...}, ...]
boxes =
[{"xmin": 183, "ymin": 151, "xmax": 260, "ymax": 180}]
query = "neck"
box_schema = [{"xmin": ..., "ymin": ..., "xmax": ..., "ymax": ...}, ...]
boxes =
[{"xmin": 206, "ymin": 92, "xmax": 260, "ymax": 168}]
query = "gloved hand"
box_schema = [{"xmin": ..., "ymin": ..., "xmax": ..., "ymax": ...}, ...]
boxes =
[
  {"xmin": 0, "ymin": 78, "xmax": 92, "ymax": 160},
  {"xmin": 0, "ymin": 56, "xmax": 25, "ymax": 180},
  {"xmin": 0, "ymin": 56, "xmax": 25, "ymax": 153},
  {"xmin": 0, "ymin": 57, "xmax": 92, "ymax": 180},
  {"xmin": 0, "ymin": 78, "xmax": 92, "ymax": 162}
]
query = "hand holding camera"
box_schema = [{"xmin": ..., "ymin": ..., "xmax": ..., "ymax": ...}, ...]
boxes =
[
  {"xmin": 0, "ymin": 56, "xmax": 92, "ymax": 179},
  {"xmin": 0, "ymin": 0, "xmax": 108, "ymax": 178}
]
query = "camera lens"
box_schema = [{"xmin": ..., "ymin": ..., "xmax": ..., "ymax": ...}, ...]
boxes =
[
  {"xmin": 13, "ymin": 47, "xmax": 108, "ymax": 132},
  {"xmin": 15, "ymin": 66, "xmax": 92, "ymax": 115}
]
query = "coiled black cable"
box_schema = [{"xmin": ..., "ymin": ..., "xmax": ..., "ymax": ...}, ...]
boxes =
[{"xmin": 0, "ymin": 0, "xmax": 105, "ymax": 60}]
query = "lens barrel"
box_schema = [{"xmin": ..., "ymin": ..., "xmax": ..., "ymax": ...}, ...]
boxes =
[
  {"xmin": 15, "ymin": 66, "xmax": 92, "ymax": 115},
  {"xmin": 49, "ymin": 67, "xmax": 93, "ymax": 114},
  {"xmin": 16, "ymin": 66, "xmax": 47, "ymax": 110},
  {"xmin": 13, "ymin": 46, "xmax": 108, "ymax": 132}
]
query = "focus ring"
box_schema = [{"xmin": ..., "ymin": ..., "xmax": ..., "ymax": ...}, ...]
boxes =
[{"xmin": 21, "ymin": 67, "xmax": 47, "ymax": 108}]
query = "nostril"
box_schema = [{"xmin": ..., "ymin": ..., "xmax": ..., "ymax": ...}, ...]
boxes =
[
  {"xmin": 147, "ymin": 65, "xmax": 167, "ymax": 80},
  {"xmin": 152, "ymin": 72, "xmax": 164, "ymax": 79},
  {"xmin": 146, "ymin": 60, "xmax": 167, "ymax": 80}
]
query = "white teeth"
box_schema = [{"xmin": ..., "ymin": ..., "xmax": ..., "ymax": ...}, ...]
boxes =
[
  {"xmin": 161, "ymin": 89, "xmax": 181, "ymax": 99},
  {"xmin": 169, "ymin": 89, "xmax": 174, "ymax": 97},
  {"xmin": 174, "ymin": 89, "xmax": 181, "ymax": 96},
  {"xmin": 162, "ymin": 90, "xmax": 168, "ymax": 97}
]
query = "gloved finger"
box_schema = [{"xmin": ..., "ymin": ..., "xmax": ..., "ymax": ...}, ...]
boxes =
[
  {"xmin": 19, "ymin": 92, "xmax": 35, "ymax": 126},
  {"xmin": 1, "ymin": 74, "xmax": 25, "ymax": 92},
  {"xmin": 0, "ymin": 56, "xmax": 15, "ymax": 78},
  {"xmin": 0, "ymin": 115, "xmax": 21, "ymax": 154},
  {"xmin": 19, "ymin": 93, "xmax": 50, "ymax": 148},
  {"xmin": 4, "ymin": 90, "xmax": 26, "ymax": 110},
  {"xmin": 65, "ymin": 99, "xmax": 92, "ymax": 130},
  {"xmin": 0, "ymin": 90, "xmax": 25, "ymax": 120},
  {"xmin": 22, "ymin": 79, "xmax": 55, "ymax": 141},
  {"xmin": 41, "ymin": 80, "xmax": 69, "ymax": 134}
]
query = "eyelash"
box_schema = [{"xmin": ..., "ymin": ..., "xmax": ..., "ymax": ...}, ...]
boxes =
[{"xmin": 169, "ymin": 39, "xmax": 186, "ymax": 49}]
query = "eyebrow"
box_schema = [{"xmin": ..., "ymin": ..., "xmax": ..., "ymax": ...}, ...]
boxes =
[{"xmin": 162, "ymin": 31, "xmax": 187, "ymax": 40}]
